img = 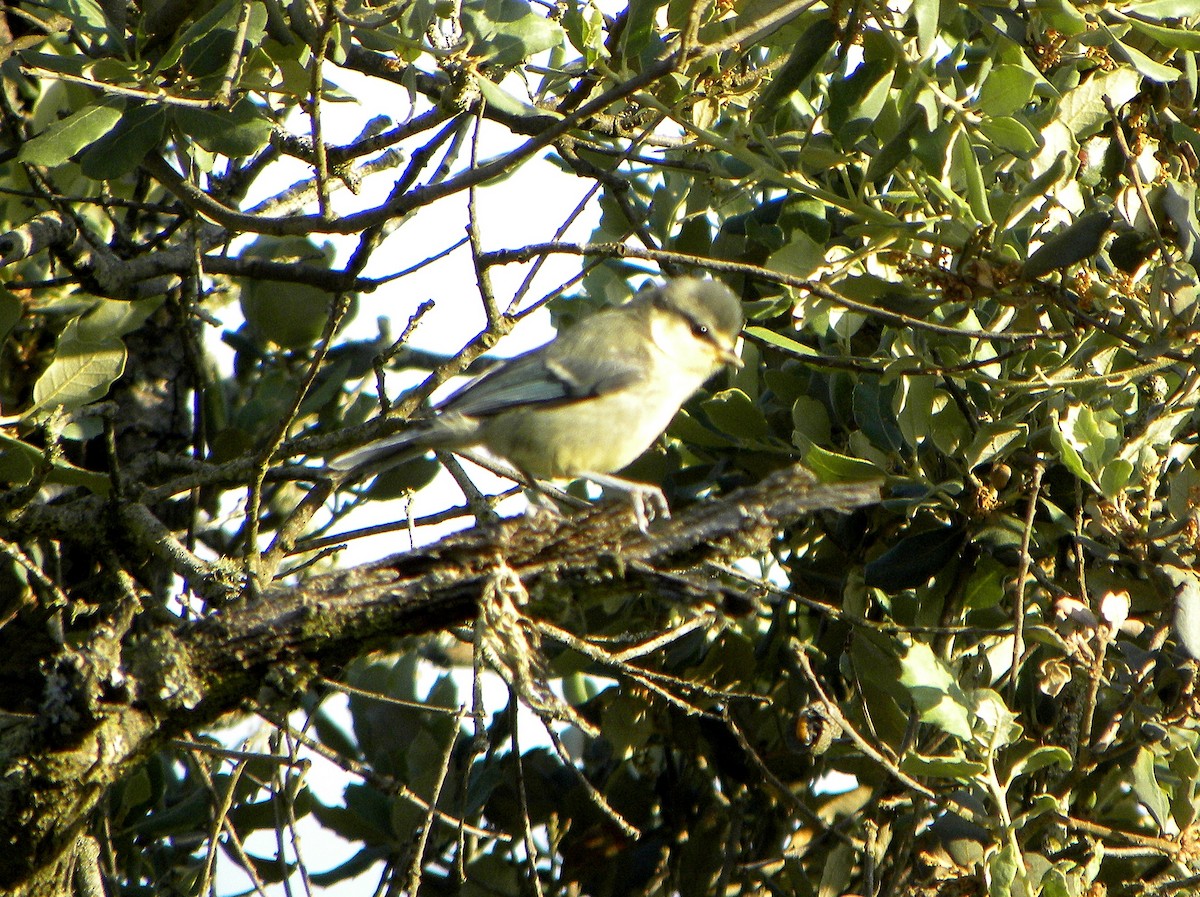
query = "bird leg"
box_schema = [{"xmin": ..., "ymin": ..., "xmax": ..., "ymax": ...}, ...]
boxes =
[
  {"xmin": 453, "ymin": 449, "xmax": 665, "ymax": 532},
  {"xmin": 582, "ymin": 472, "xmax": 670, "ymax": 533},
  {"xmin": 453, "ymin": 449, "xmax": 585, "ymax": 524}
]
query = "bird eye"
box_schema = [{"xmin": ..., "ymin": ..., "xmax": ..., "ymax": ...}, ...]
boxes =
[{"xmin": 691, "ymin": 323, "xmax": 710, "ymax": 338}]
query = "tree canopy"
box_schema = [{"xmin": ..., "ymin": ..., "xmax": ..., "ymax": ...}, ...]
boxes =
[{"xmin": 4, "ymin": 0, "xmax": 1200, "ymax": 895}]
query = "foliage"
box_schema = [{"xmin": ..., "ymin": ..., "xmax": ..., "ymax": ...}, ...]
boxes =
[{"xmin": 4, "ymin": 0, "xmax": 1200, "ymax": 895}]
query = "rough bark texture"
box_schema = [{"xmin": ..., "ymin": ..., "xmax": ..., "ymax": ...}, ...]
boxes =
[{"xmin": 0, "ymin": 467, "xmax": 878, "ymax": 895}]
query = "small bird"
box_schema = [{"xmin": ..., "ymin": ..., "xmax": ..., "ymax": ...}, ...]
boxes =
[{"xmin": 331, "ymin": 277, "xmax": 744, "ymax": 527}]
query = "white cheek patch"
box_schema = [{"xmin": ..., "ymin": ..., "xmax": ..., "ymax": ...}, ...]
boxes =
[{"xmin": 648, "ymin": 313, "xmax": 689, "ymax": 358}]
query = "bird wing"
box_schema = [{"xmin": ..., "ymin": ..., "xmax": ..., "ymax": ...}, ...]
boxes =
[{"xmin": 441, "ymin": 338, "xmax": 644, "ymax": 419}]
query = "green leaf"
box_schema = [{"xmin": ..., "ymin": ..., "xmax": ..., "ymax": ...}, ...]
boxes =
[
  {"xmin": 1110, "ymin": 36, "xmax": 1180, "ymax": 82},
  {"xmin": 765, "ymin": 232, "xmax": 824, "ymax": 278},
  {"xmin": 898, "ymin": 642, "xmax": 974, "ymax": 740},
  {"xmin": 461, "ymin": 0, "xmax": 566, "ymax": 66},
  {"xmin": 0, "ymin": 289, "xmax": 21, "ymax": 342},
  {"xmin": 1169, "ymin": 743, "xmax": 1200, "ymax": 827},
  {"xmin": 964, "ymin": 557, "xmax": 1007, "ymax": 610},
  {"xmin": 987, "ymin": 843, "xmax": 1021, "ymax": 897},
  {"xmin": 817, "ymin": 841, "xmax": 856, "ymax": 897},
  {"xmin": 1133, "ymin": 747, "xmax": 1171, "ymax": 830},
  {"xmin": 701, "ymin": 388, "xmax": 769, "ymax": 440},
  {"xmin": 853, "ymin": 377, "xmax": 903, "ymax": 453},
  {"xmin": 900, "ymin": 751, "xmax": 987, "ymax": 779},
  {"xmin": 828, "ymin": 60, "xmax": 893, "ymax": 146},
  {"xmin": 78, "ymin": 105, "xmax": 168, "ymax": 180},
  {"xmin": 791, "ymin": 395, "xmax": 832, "ymax": 446},
  {"xmin": 977, "ymin": 64, "xmax": 1038, "ymax": 118},
  {"xmin": 0, "ymin": 434, "xmax": 111, "ymax": 493},
  {"xmin": 154, "ymin": 0, "xmax": 241, "ymax": 73},
  {"xmin": 1099, "ymin": 457, "xmax": 1134, "ymax": 499},
  {"xmin": 616, "ymin": 0, "xmax": 664, "ymax": 63},
  {"xmin": 951, "ymin": 128, "xmax": 991, "ymax": 224},
  {"xmin": 176, "ymin": 3, "xmax": 268, "ymax": 79},
  {"xmin": 603, "ymin": 690, "xmax": 654, "ymax": 757},
  {"xmin": 865, "ymin": 525, "xmax": 966, "ymax": 591},
  {"xmin": 365, "ymin": 456, "xmax": 440, "ymax": 499},
  {"xmin": 756, "ymin": 16, "xmax": 837, "ymax": 115},
  {"xmin": 129, "ymin": 787, "xmax": 211, "ymax": 838},
  {"xmin": 1125, "ymin": 0, "xmax": 1200, "ymax": 18},
  {"xmin": 1169, "ymin": 464, "xmax": 1200, "ymax": 522},
  {"xmin": 964, "ymin": 422, "xmax": 1028, "ymax": 470},
  {"xmin": 1023, "ymin": 211, "xmax": 1113, "ymax": 277},
  {"xmin": 473, "ymin": 75, "xmax": 561, "ymax": 120},
  {"xmin": 910, "ymin": 0, "xmax": 940, "ymax": 55},
  {"xmin": 1035, "ymin": 0, "xmax": 1088, "ymax": 34},
  {"xmin": 979, "ymin": 116, "xmax": 1040, "ymax": 156},
  {"xmin": 239, "ymin": 851, "xmax": 297, "ymax": 884},
  {"xmin": 1050, "ymin": 421, "xmax": 1100, "ymax": 491},
  {"xmin": 895, "ymin": 374, "xmax": 935, "ymax": 450},
  {"xmin": 228, "ymin": 788, "xmax": 313, "ymax": 834},
  {"xmin": 745, "ymin": 326, "xmax": 819, "ymax": 358},
  {"xmin": 1001, "ymin": 149, "xmax": 1071, "ymax": 231},
  {"xmin": 1058, "ymin": 68, "xmax": 1141, "ymax": 139},
  {"xmin": 562, "ymin": 0, "xmax": 606, "ymax": 63},
  {"xmin": 866, "ymin": 113, "xmax": 923, "ymax": 183},
  {"xmin": 28, "ymin": 317, "xmax": 126, "ymax": 417},
  {"xmin": 75, "ymin": 296, "xmax": 163, "ymax": 342},
  {"xmin": 173, "ymin": 100, "xmax": 273, "ymax": 157},
  {"xmin": 1061, "ymin": 404, "xmax": 1121, "ymax": 474},
  {"xmin": 19, "ymin": 101, "xmax": 125, "ymax": 167},
  {"xmin": 803, "ymin": 443, "xmax": 884, "ymax": 481},
  {"xmin": 1124, "ymin": 14, "xmax": 1200, "ymax": 50},
  {"xmin": 973, "ymin": 689, "xmax": 1021, "ymax": 748},
  {"xmin": 238, "ymin": 236, "xmax": 337, "ymax": 348},
  {"xmin": 1004, "ymin": 744, "xmax": 1071, "ymax": 782},
  {"xmin": 45, "ymin": 0, "xmax": 118, "ymax": 46},
  {"xmin": 16, "ymin": 50, "xmax": 89, "ymax": 76}
]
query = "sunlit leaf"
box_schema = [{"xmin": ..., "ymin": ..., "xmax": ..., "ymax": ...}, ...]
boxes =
[
  {"xmin": 19, "ymin": 101, "xmax": 124, "ymax": 166},
  {"xmin": 898, "ymin": 642, "xmax": 974, "ymax": 740},
  {"xmin": 460, "ymin": 0, "xmax": 566, "ymax": 66},
  {"xmin": 78, "ymin": 104, "xmax": 168, "ymax": 179},
  {"xmin": 28, "ymin": 318, "xmax": 126, "ymax": 417},
  {"xmin": 1133, "ymin": 748, "xmax": 1171, "ymax": 830}
]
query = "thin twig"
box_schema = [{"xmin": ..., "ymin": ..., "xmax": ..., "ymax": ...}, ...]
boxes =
[
  {"xmin": 1006, "ymin": 461, "xmax": 1043, "ymax": 701},
  {"xmin": 213, "ymin": 0, "xmax": 253, "ymax": 108},
  {"xmin": 311, "ymin": 0, "xmax": 333, "ymax": 217},
  {"xmin": 792, "ymin": 644, "xmax": 938, "ymax": 802},
  {"xmin": 254, "ymin": 707, "xmax": 504, "ymax": 841},
  {"xmin": 189, "ymin": 748, "xmax": 272, "ymax": 897},
  {"xmin": 543, "ymin": 721, "xmax": 641, "ymax": 837},
  {"xmin": 721, "ymin": 706, "xmax": 850, "ymax": 844},
  {"xmin": 509, "ymin": 690, "xmax": 547, "ymax": 897},
  {"xmin": 479, "ymin": 242, "xmax": 1071, "ymax": 344},
  {"xmin": 404, "ymin": 707, "xmax": 464, "ymax": 897},
  {"xmin": 255, "ymin": 296, "xmax": 352, "ymax": 585},
  {"xmin": 276, "ymin": 727, "xmax": 314, "ymax": 897},
  {"xmin": 1104, "ymin": 96, "xmax": 1171, "ymax": 264}
]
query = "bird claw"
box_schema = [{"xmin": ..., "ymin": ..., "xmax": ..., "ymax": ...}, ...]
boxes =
[
  {"xmin": 628, "ymin": 484, "xmax": 670, "ymax": 532},
  {"xmin": 522, "ymin": 490, "xmax": 566, "ymax": 530},
  {"xmin": 584, "ymin": 473, "xmax": 669, "ymax": 533}
]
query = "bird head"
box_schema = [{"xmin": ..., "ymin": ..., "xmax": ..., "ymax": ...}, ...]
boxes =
[{"xmin": 645, "ymin": 277, "xmax": 744, "ymax": 371}]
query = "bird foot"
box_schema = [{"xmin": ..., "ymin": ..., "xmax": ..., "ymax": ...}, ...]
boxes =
[{"xmin": 585, "ymin": 473, "xmax": 670, "ymax": 533}]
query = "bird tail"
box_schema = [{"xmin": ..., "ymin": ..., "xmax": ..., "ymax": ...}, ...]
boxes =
[
  {"xmin": 328, "ymin": 413, "xmax": 480, "ymax": 481},
  {"xmin": 327, "ymin": 430, "xmax": 427, "ymax": 480}
]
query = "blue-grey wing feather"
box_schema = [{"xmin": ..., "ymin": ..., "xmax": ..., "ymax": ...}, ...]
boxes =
[{"xmin": 441, "ymin": 347, "xmax": 642, "ymax": 418}]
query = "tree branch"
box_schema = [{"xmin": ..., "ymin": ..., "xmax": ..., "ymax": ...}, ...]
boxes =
[{"xmin": 0, "ymin": 465, "xmax": 878, "ymax": 889}]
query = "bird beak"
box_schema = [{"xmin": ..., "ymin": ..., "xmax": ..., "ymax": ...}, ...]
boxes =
[{"xmin": 720, "ymin": 347, "xmax": 743, "ymax": 369}]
